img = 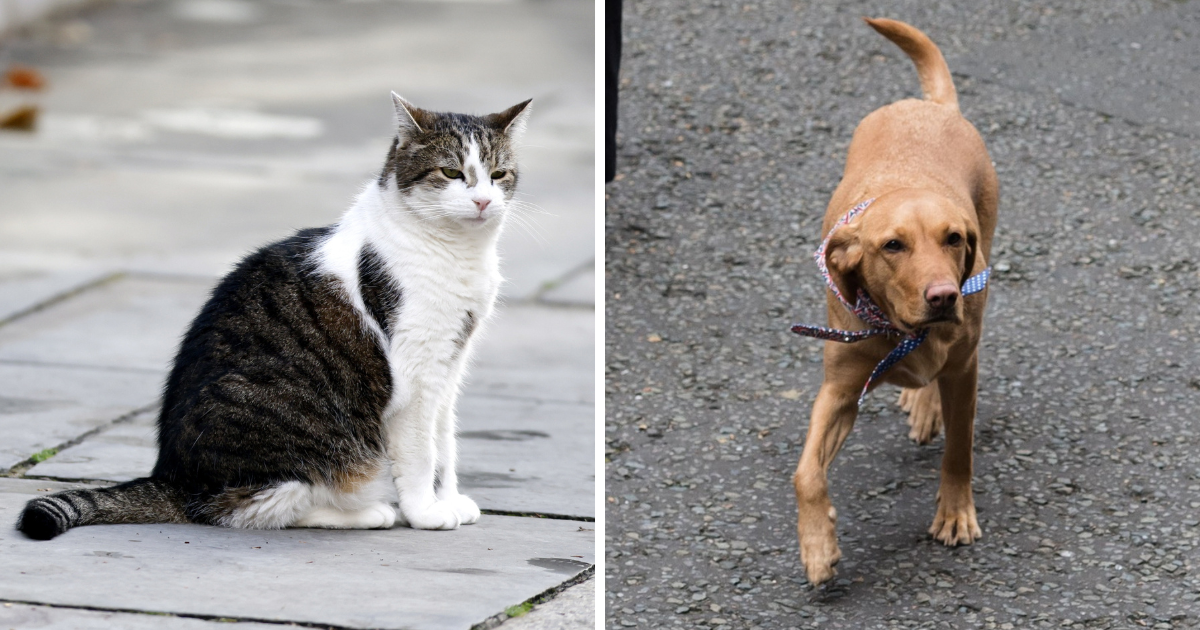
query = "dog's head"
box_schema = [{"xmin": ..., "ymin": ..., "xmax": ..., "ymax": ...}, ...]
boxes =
[{"xmin": 824, "ymin": 190, "xmax": 979, "ymax": 332}]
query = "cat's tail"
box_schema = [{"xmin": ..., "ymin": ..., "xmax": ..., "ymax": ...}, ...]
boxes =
[
  {"xmin": 17, "ymin": 477, "xmax": 190, "ymax": 540},
  {"xmin": 864, "ymin": 17, "xmax": 958, "ymax": 110}
]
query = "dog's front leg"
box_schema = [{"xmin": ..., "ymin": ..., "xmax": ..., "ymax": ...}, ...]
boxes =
[
  {"xmin": 930, "ymin": 354, "xmax": 982, "ymax": 545},
  {"xmin": 792, "ymin": 379, "xmax": 860, "ymax": 586}
]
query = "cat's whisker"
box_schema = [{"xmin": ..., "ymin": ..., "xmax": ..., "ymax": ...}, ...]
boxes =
[{"xmin": 502, "ymin": 212, "xmax": 548, "ymax": 245}]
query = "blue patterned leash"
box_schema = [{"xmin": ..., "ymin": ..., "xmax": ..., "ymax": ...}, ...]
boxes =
[{"xmin": 791, "ymin": 199, "xmax": 991, "ymax": 406}]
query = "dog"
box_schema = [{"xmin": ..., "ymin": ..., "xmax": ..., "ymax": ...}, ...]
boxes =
[{"xmin": 790, "ymin": 17, "xmax": 998, "ymax": 586}]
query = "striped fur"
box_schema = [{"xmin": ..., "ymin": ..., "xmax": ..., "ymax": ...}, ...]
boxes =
[
  {"xmin": 17, "ymin": 479, "xmax": 188, "ymax": 540},
  {"xmin": 17, "ymin": 94, "xmax": 531, "ymax": 539}
]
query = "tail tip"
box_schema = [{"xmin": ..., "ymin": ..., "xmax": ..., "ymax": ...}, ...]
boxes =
[
  {"xmin": 17, "ymin": 502, "xmax": 67, "ymax": 540},
  {"xmin": 862, "ymin": 16, "xmax": 889, "ymax": 31}
]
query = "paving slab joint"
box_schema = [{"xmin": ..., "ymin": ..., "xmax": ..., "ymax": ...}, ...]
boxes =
[
  {"xmin": 531, "ymin": 258, "xmax": 594, "ymax": 309},
  {"xmin": 0, "ymin": 598, "xmax": 368, "ymax": 630},
  {"xmin": 480, "ymin": 508, "xmax": 595, "ymax": 524},
  {"xmin": 469, "ymin": 565, "xmax": 594, "ymax": 630},
  {"xmin": 1, "ymin": 402, "xmax": 157, "ymax": 477},
  {"xmin": 0, "ymin": 271, "xmax": 125, "ymax": 330}
]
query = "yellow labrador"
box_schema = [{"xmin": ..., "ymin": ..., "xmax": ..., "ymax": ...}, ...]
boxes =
[{"xmin": 790, "ymin": 17, "xmax": 998, "ymax": 586}]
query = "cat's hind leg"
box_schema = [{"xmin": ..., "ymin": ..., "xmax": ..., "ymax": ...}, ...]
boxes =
[
  {"xmin": 295, "ymin": 504, "xmax": 396, "ymax": 529},
  {"xmin": 216, "ymin": 481, "xmax": 315, "ymax": 529},
  {"xmin": 295, "ymin": 464, "xmax": 397, "ymax": 529}
]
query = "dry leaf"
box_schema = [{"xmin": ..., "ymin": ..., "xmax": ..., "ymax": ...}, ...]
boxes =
[
  {"xmin": 0, "ymin": 105, "xmax": 38, "ymax": 131},
  {"xmin": 6, "ymin": 64, "xmax": 46, "ymax": 90}
]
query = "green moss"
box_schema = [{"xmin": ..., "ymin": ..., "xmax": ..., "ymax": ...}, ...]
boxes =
[
  {"xmin": 29, "ymin": 448, "xmax": 57, "ymax": 463},
  {"xmin": 505, "ymin": 602, "xmax": 533, "ymax": 618}
]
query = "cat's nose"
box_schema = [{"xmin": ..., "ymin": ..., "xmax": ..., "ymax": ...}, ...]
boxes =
[{"xmin": 473, "ymin": 199, "xmax": 491, "ymax": 214}]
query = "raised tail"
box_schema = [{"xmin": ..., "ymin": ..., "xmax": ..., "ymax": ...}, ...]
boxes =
[
  {"xmin": 17, "ymin": 477, "xmax": 190, "ymax": 540},
  {"xmin": 864, "ymin": 17, "xmax": 958, "ymax": 110}
]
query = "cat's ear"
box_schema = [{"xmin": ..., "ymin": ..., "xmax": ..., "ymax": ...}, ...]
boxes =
[
  {"xmin": 391, "ymin": 92, "xmax": 435, "ymax": 138},
  {"xmin": 485, "ymin": 99, "xmax": 532, "ymax": 142}
]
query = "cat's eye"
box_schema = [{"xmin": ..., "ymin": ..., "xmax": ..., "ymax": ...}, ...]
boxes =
[
  {"xmin": 490, "ymin": 170, "xmax": 507, "ymax": 180},
  {"xmin": 946, "ymin": 232, "xmax": 963, "ymax": 246},
  {"xmin": 440, "ymin": 167, "xmax": 463, "ymax": 179},
  {"xmin": 883, "ymin": 239, "xmax": 904, "ymax": 253}
]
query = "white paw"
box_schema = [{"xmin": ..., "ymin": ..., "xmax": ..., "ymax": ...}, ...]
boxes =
[
  {"xmin": 403, "ymin": 501, "xmax": 461, "ymax": 530},
  {"xmin": 366, "ymin": 503, "xmax": 397, "ymax": 529},
  {"xmin": 444, "ymin": 494, "xmax": 481, "ymax": 525}
]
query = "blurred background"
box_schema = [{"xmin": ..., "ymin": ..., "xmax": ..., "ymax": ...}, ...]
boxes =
[{"xmin": 0, "ymin": 0, "xmax": 593, "ymax": 302}]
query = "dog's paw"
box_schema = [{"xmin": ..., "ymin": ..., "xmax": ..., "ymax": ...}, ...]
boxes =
[
  {"xmin": 898, "ymin": 386, "xmax": 942, "ymax": 444},
  {"xmin": 402, "ymin": 500, "xmax": 461, "ymax": 530},
  {"xmin": 929, "ymin": 491, "xmax": 981, "ymax": 546},
  {"xmin": 798, "ymin": 505, "xmax": 841, "ymax": 586}
]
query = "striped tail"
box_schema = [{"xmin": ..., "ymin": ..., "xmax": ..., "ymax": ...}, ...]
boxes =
[
  {"xmin": 864, "ymin": 17, "xmax": 958, "ymax": 110},
  {"xmin": 17, "ymin": 477, "xmax": 190, "ymax": 540}
]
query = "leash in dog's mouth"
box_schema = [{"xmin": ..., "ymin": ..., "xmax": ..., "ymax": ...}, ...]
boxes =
[{"xmin": 790, "ymin": 198, "xmax": 991, "ymax": 406}]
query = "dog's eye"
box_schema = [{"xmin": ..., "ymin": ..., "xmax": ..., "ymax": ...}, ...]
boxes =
[
  {"xmin": 883, "ymin": 240, "xmax": 904, "ymax": 253},
  {"xmin": 947, "ymin": 233, "xmax": 963, "ymax": 246},
  {"xmin": 440, "ymin": 167, "xmax": 463, "ymax": 179}
]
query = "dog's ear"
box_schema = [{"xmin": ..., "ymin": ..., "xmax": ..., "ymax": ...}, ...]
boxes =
[
  {"xmin": 960, "ymin": 226, "xmax": 979, "ymax": 287},
  {"xmin": 825, "ymin": 224, "xmax": 864, "ymax": 302}
]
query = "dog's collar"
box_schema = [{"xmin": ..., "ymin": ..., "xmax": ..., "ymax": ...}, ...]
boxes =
[{"xmin": 792, "ymin": 198, "xmax": 991, "ymax": 406}]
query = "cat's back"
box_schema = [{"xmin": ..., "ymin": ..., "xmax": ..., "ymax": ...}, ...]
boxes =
[
  {"xmin": 168, "ymin": 226, "xmax": 372, "ymax": 378},
  {"xmin": 155, "ymin": 227, "xmax": 392, "ymax": 488}
]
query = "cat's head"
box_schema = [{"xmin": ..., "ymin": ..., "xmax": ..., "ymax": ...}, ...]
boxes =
[{"xmin": 379, "ymin": 93, "xmax": 531, "ymax": 229}]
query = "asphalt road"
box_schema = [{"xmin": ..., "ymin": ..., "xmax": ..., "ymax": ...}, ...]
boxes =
[{"xmin": 605, "ymin": 1, "xmax": 1200, "ymax": 628}]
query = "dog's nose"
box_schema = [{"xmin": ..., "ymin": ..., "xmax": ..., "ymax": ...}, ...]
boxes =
[{"xmin": 925, "ymin": 283, "xmax": 959, "ymax": 309}]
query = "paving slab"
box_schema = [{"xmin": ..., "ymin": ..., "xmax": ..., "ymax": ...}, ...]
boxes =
[
  {"xmin": 0, "ymin": 274, "xmax": 209, "ymax": 373},
  {"xmin": 457, "ymin": 396, "xmax": 594, "ymax": 519},
  {"xmin": 539, "ymin": 264, "xmax": 595, "ymax": 308},
  {"xmin": 0, "ymin": 364, "xmax": 160, "ymax": 470},
  {"xmin": 0, "ymin": 0, "xmax": 594, "ymax": 294},
  {"xmin": 0, "ymin": 602, "xmax": 284, "ymax": 630},
  {"xmin": 0, "ymin": 0, "xmax": 90, "ymax": 39},
  {"xmin": 0, "ymin": 270, "xmax": 107, "ymax": 323},
  {"xmin": 24, "ymin": 408, "xmax": 157, "ymax": 482},
  {"xmin": 466, "ymin": 304, "xmax": 594, "ymax": 406},
  {"xmin": 498, "ymin": 578, "xmax": 594, "ymax": 630},
  {"xmin": 0, "ymin": 478, "xmax": 594, "ymax": 630},
  {"xmin": 27, "ymin": 395, "xmax": 595, "ymax": 519}
]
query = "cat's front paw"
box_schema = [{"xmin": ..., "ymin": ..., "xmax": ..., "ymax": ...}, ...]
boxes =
[
  {"xmin": 443, "ymin": 493, "xmax": 480, "ymax": 525},
  {"xmin": 403, "ymin": 501, "xmax": 461, "ymax": 530}
]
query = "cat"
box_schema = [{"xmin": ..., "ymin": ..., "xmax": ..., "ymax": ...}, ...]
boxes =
[{"xmin": 16, "ymin": 92, "xmax": 532, "ymax": 539}]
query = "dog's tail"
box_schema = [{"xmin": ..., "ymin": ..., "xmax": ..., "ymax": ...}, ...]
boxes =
[
  {"xmin": 16, "ymin": 477, "xmax": 190, "ymax": 540},
  {"xmin": 865, "ymin": 17, "xmax": 958, "ymax": 110}
]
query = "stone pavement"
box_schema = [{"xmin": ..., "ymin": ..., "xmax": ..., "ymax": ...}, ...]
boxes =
[
  {"xmin": 0, "ymin": 0, "xmax": 595, "ymax": 628},
  {"xmin": 607, "ymin": 1, "xmax": 1200, "ymax": 628}
]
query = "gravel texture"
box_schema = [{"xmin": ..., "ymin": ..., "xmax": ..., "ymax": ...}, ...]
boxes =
[{"xmin": 605, "ymin": 1, "xmax": 1200, "ymax": 628}]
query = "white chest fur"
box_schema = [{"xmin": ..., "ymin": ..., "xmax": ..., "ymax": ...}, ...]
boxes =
[{"xmin": 313, "ymin": 183, "xmax": 502, "ymax": 410}]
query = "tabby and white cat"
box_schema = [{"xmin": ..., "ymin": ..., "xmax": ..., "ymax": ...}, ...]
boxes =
[{"xmin": 17, "ymin": 93, "xmax": 531, "ymax": 539}]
